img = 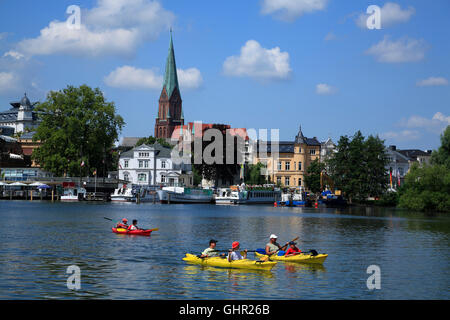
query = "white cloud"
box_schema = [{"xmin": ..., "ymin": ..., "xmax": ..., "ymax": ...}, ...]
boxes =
[
  {"xmin": 261, "ymin": 0, "xmax": 328, "ymax": 21},
  {"xmin": 324, "ymin": 32, "xmax": 337, "ymax": 41},
  {"xmin": 380, "ymin": 130, "xmax": 420, "ymax": 141},
  {"xmin": 104, "ymin": 66, "xmax": 203, "ymax": 90},
  {"xmin": 3, "ymin": 50, "xmax": 25, "ymax": 60},
  {"xmin": 356, "ymin": 2, "xmax": 415, "ymax": 29},
  {"xmin": 365, "ymin": 36, "xmax": 427, "ymax": 63},
  {"xmin": 316, "ymin": 83, "xmax": 337, "ymax": 95},
  {"xmin": 223, "ymin": 40, "xmax": 291, "ymax": 81},
  {"xmin": 400, "ymin": 112, "xmax": 450, "ymax": 134},
  {"xmin": 416, "ymin": 77, "xmax": 448, "ymax": 87},
  {"xmin": 0, "ymin": 72, "xmax": 21, "ymax": 94},
  {"xmin": 13, "ymin": 0, "xmax": 174, "ymax": 58}
]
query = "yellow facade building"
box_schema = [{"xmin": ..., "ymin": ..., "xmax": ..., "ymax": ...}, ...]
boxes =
[{"xmin": 253, "ymin": 126, "xmax": 321, "ymax": 188}]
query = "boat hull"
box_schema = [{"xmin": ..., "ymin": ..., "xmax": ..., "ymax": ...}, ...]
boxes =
[
  {"xmin": 183, "ymin": 254, "xmax": 277, "ymax": 270},
  {"xmin": 255, "ymin": 252, "xmax": 328, "ymax": 264}
]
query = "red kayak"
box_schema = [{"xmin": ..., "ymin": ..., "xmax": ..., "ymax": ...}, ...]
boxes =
[{"xmin": 112, "ymin": 227, "xmax": 153, "ymax": 236}]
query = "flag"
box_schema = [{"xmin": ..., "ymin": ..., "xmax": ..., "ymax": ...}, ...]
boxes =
[
  {"xmin": 240, "ymin": 163, "xmax": 244, "ymax": 180},
  {"xmin": 389, "ymin": 168, "xmax": 393, "ymax": 189},
  {"xmin": 80, "ymin": 161, "xmax": 85, "ymax": 167},
  {"xmin": 119, "ymin": 163, "xmax": 123, "ymax": 169},
  {"xmin": 397, "ymin": 169, "xmax": 401, "ymax": 187}
]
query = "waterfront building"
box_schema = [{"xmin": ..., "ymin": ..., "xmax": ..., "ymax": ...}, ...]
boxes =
[
  {"xmin": 253, "ymin": 126, "xmax": 321, "ymax": 188},
  {"xmin": 385, "ymin": 145, "xmax": 411, "ymax": 187},
  {"xmin": 397, "ymin": 149, "xmax": 432, "ymax": 166},
  {"xmin": 320, "ymin": 138, "xmax": 336, "ymax": 164},
  {"xmin": 0, "ymin": 93, "xmax": 40, "ymax": 135},
  {"xmin": 118, "ymin": 142, "xmax": 193, "ymax": 187},
  {"xmin": 155, "ymin": 32, "xmax": 184, "ymax": 139}
]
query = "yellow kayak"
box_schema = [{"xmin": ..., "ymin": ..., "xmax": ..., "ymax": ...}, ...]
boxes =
[
  {"xmin": 183, "ymin": 254, "xmax": 277, "ymax": 270},
  {"xmin": 255, "ymin": 252, "xmax": 328, "ymax": 264}
]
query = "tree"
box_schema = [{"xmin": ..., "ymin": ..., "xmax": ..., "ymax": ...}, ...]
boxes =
[
  {"xmin": 398, "ymin": 163, "xmax": 450, "ymax": 212},
  {"xmin": 136, "ymin": 136, "xmax": 172, "ymax": 149},
  {"xmin": 32, "ymin": 85, "xmax": 124, "ymax": 177},
  {"xmin": 304, "ymin": 158, "xmax": 325, "ymax": 194},
  {"xmin": 328, "ymin": 131, "xmax": 388, "ymax": 203},
  {"xmin": 431, "ymin": 125, "xmax": 450, "ymax": 168},
  {"xmin": 245, "ymin": 162, "xmax": 268, "ymax": 185}
]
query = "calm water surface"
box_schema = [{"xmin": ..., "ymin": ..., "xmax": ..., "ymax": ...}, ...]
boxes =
[{"xmin": 0, "ymin": 201, "xmax": 448, "ymax": 299}]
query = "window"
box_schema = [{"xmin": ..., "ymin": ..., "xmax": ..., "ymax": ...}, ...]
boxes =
[
  {"xmin": 138, "ymin": 173, "xmax": 147, "ymax": 182},
  {"xmin": 399, "ymin": 168, "xmax": 404, "ymax": 176},
  {"xmin": 285, "ymin": 177, "xmax": 290, "ymax": 186},
  {"xmin": 123, "ymin": 173, "xmax": 129, "ymax": 181},
  {"xmin": 309, "ymin": 149, "xmax": 316, "ymax": 155},
  {"xmin": 277, "ymin": 177, "xmax": 281, "ymax": 185},
  {"xmin": 124, "ymin": 160, "xmax": 128, "ymax": 168},
  {"xmin": 161, "ymin": 175, "xmax": 166, "ymax": 183},
  {"xmin": 144, "ymin": 160, "xmax": 149, "ymax": 168},
  {"xmin": 298, "ymin": 162, "xmax": 302, "ymax": 171},
  {"xmin": 161, "ymin": 160, "xmax": 166, "ymax": 169},
  {"xmin": 298, "ymin": 178, "xmax": 302, "ymax": 186},
  {"xmin": 139, "ymin": 160, "xmax": 143, "ymax": 168},
  {"xmin": 285, "ymin": 162, "xmax": 290, "ymax": 171},
  {"xmin": 294, "ymin": 162, "xmax": 296, "ymax": 170},
  {"xmin": 278, "ymin": 161, "xmax": 282, "ymax": 171}
]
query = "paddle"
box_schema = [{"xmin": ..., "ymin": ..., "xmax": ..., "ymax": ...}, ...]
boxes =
[
  {"xmin": 259, "ymin": 236, "xmax": 299, "ymax": 262},
  {"xmin": 104, "ymin": 217, "xmax": 113, "ymax": 221}
]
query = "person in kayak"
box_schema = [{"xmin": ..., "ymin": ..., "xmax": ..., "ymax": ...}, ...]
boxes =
[
  {"xmin": 116, "ymin": 218, "xmax": 128, "ymax": 229},
  {"xmin": 285, "ymin": 241, "xmax": 302, "ymax": 256},
  {"xmin": 200, "ymin": 239, "xmax": 225, "ymax": 258},
  {"xmin": 228, "ymin": 241, "xmax": 247, "ymax": 262},
  {"xmin": 265, "ymin": 234, "xmax": 289, "ymax": 256},
  {"xmin": 127, "ymin": 219, "xmax": 139, "ymax": 231}
]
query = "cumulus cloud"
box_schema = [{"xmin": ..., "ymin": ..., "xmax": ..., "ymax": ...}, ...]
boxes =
[
  {"xmin": 356, "ymin": 2, "xmax": 415, "ymax": 29},
  {"xmin": 223, "ymin": 40, "xmax": 291, "ymax": 81},
  {"xmin": 3, "ymin": 50, "xmax": 26, "ymax": 60},
  {"xmin": 400, "ymin": 112, "xmax": 450, "ymax": 134},
  {"xmin": 416, "ymin": 77, "xmax": 448, "ymax": 87},
  {"xmin": 11, "ymin": 0, "xmax": 174, "ymax": 58},
  {"xmin": 0, "ymin": 72, "xmax": 21, "ymax": 94},
  {"xmin": 380, "ymin": 130, "xmax": 420, "ymax": 141},
  {"xmin": 261, "ymin": 0, "xmax": 328, "ymax": 21},
  {"xmin": 365, "ymin": 36, "xmax": 427, "ymax": 63},
  {"xmin": 104, "ymin": 66, "xmax": 203, "ymax": 90},
  {"xmin": 316, "ymin": 83, "xmax": 337, "ymax": 95}
]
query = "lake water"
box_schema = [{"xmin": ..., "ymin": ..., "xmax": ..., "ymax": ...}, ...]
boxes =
[{"xmin": 0, "ymin": 201, "xmax": 448, "ymax": 299}]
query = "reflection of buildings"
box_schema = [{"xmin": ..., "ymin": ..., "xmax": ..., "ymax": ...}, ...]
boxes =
[{"xmin": 253, "ymin": 126, "xmax": 321, "ymax": 187}]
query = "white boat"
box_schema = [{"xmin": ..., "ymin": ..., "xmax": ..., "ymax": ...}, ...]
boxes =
[
  {"xmin": 111, "ymin": 185, "xmax": 135, "ymax": 202},
  {"xmin": 279, "ymin": 187, "xmax": 310, "ymax": 206},
  {"xmin": 214, "ymin": 188, "xmax": 241, "ymax": 205},
  {"xmin": 157, "ymin": 186, "xmax": 214, "ymax": 203},
  {"xmin": 60, "ymin": 187, "xmax": 86, "ymax": 202}
]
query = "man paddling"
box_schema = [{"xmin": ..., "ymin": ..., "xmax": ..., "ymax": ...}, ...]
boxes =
[
  {"xmin": 200, "ymin": 239, "xmax": 224, "ymax": 258},
  {"xmin": 127, "ymin": 219, "xmax": 139, "ymax": 231},
  {"xmin": 228, "ymin": 241, "xmax": 247, "ymax": 262},
  {"xmin": 265, "ymin": 234, "xmax": 289, "ymax": 256}
]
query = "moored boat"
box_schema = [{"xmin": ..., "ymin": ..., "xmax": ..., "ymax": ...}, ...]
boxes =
[{"xmin": 157, "ymin": 186, "xmax": 214, "ymax": 203}]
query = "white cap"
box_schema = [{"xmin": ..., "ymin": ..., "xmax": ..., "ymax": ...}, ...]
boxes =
[{"xmin": 270, "ymin": 234, "xmax": 278, "ymax": 239}]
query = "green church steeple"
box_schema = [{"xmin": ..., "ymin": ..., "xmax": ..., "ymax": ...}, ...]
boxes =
[{"xmin": 163, "ymin": 30, "xmax": 179, "ymax": 99}]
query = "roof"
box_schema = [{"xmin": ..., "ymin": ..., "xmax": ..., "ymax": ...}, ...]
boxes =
[
  {"xmin": 0, "ymin": 135, "xmax": 18, "ymax": 143},
  {"xmin": 163, "ymin": 31, "xmax": 179, "ymax": 100},
  {"xmin": 119, "ymin": 137, "xmax": 143, "ymax": 148},
  {"xmin": 398, "ymin": 149, "xmax": 431, "ymax": 159},
  {"xmin": 120, "ymin": 142, "xmax": 172, "ymax": 159}
]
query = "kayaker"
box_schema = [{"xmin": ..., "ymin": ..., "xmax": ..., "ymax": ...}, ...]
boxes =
[
  {"xmin": 228, "ymin": 241, "xmax": 247, "ymax": 262},
  {"xmin": 285, "ymin": 241, "xmax": 302, "ymax": 256},
  {"xmin": 265, "ymin": 234, "xmax": 288, "ymax": 256},
  {"xmin": 128, "ymin": 219, "xmax": 139, "ymax": 231},
  {"xmin": 200, "ymin": 239, "xmax": 224, "ymax": 258},
  {"xmin": 116, "ymin": 218, "xmax": 128, "ymax": 229}
]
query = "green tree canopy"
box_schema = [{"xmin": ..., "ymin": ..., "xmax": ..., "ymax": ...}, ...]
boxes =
[
  {"xmin": 431, "ymin": 125, "xmax": 450, "ymax": 168},
  {"xmin": 32, "ymin": 85, "xmax": 124, "ymax": 177},
  {"xmin": 136, "ymin": 136, "xmax": 173, "ymax": 149},
  {"xmin": 327, "ymin": 131, "xmax": 388, "ymax": 203},
  {"xmin": 304, "ymin": 158, "xmax": 325, "ymax": 194},
  {"xmin": 245, "ymin": 162, "xmax": 268, "ymax": 185}
]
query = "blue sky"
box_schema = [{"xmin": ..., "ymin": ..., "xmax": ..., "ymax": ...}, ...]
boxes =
[{"xmin": 0, "ymin": 0, "xmax": 449, "ymax": 150}]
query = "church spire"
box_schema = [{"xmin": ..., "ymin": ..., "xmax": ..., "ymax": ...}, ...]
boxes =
[{"xmin": 163, "ymin": 29, "xmax": 179, "ymax": 100}]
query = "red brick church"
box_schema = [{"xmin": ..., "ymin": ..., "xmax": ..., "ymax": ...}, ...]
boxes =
[{"xmin": 154, "ymin": 32, "xmax": 184, "ymax": 139}]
